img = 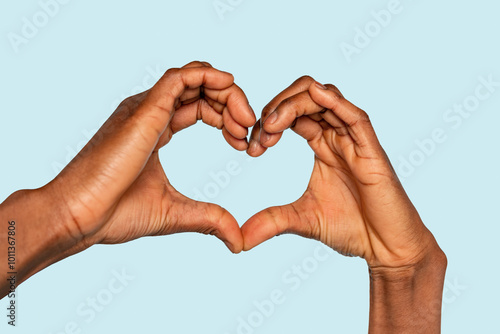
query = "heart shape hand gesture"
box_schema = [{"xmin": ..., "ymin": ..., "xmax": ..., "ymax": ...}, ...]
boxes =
[
  {"xmin": 1, "ymin": 61, "xmax": 447, "ymax": 332},
  {"xmin": 47, "ymin": 61, "xmax": 441, "ymax": 271}
]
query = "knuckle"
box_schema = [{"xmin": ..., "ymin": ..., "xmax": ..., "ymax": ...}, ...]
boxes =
[
  {"xmin": 361, "ymin": 112, "xmax": 371, "ymax": 124},
  {"xmin": 120, "ymin": 95, "xmax": 136, "ymax": 106},
  {"xmin": 296, "ymin": 75, "xmax": 315, "ymax": 85},
  {"xmin": 164, "ymin": 67, "xmax": 180, "ymax": 78},
  {"xmin": 324, "ymin": 83, "xmax": 339, "ymax": 91},
  {"xmin": 326, "ymin": 84, "xmax": 343, "ymax": 99},
  {"xmin": 183, "ymin": 61, "xmax": 201, "ymax": 68},
  {"xmin": 281, "ymin": 96, "xmax": 297, "ymax": 109}
]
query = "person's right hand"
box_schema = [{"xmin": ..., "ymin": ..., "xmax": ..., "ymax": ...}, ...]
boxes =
[{"xmin": 47, "ymin": 61, "xmax": 255, "ymax": 255}]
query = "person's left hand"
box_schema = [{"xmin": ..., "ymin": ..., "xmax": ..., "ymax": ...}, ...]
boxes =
[{"xmin": 241, "ymin": 76, "xmax": 443, "ymax": 270}]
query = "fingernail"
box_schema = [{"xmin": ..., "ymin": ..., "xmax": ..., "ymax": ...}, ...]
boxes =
[
  {"xmin": 249, "ymin": 140, "xmax": 259, "ymax": 152},
  {"xmin": 261, "ymin": 131, "xmax": 271, "ymax": 143},
  {"xmin": 266, "ymin": 112, "xmax": 278, "ymax": 125},
  {"xmin": 315, "ymin": 81, "xmax": 327, "ymax": 90}
]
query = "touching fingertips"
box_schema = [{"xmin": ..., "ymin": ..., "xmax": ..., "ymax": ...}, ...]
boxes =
[
  {"xmin": 237, "ymin": 140, "xmax": 249, "ymax": 151},
  {"xmin": 224, "ymin": 240, "xmax": 240, "ymax": 254},
  {"xmin": 260, "ymin": 130, "xmax": 272, "ymax": 144},
  {"xmin": 249, "ymin": 139, "xmax": 259, "ymax": 152},
  {"xmin": 247, "ymin": 139, "xmax": 265, "ymax": 157}
]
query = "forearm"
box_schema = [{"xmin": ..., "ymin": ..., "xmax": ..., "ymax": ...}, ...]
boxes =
[
  {"xmin": 368, "ymin": 246, "xmax": 447, "ymax": 333},
  {"xmin": 0, "ymin": 185, "xmax": 87, "ymax": 299}
]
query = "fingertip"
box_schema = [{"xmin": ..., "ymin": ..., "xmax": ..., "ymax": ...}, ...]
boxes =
[
  {"xmin": 245, "ymin": 104, "xmax": 258, "ymax": 127},
  {"xmin": 241, "ymin": 209, "xmax": 284, "ymax": 252},
  {"xmin": 206, "ymin": 67, "xmax": 234, "ymax": 88},
  {"xmin": 246, "ymin": 139, "xmax": 266, "ymax": 157},
  {"xmin": 234, "ymin": 140, "xmax": 249, "ymax": 151},
  {"xmin": 222, "ymin": 127, "xmax": 249, "ymax": 151},
  {"xmin": 259, "ymin": 131, "xmax": 281, "ymax": 148},
  {"xmin": 241, "ymin": 222, "xmax": 259, "ymax": 252},
  {"xmin": 226, "ymin": 90, "xmax": 256, "ymax": 128},
  {"xmin": 224, "ymin": 240, "xmax": 243, "ymax": 254},
  {"xmin": 222, "ymin": 71, "xmax": 235, "ymax": 83},
  {"xmin": 242, "ymin": 240, "xmax": 255, "ymax": 252},
  {"xmin": 213, "ymin": 207, "xmax": 244, "ymax": 254}
]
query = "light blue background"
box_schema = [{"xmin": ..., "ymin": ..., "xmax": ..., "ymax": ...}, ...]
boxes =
[{"xmin": 1, "ymin": 0, "xmax": 499, "ymax": 333}]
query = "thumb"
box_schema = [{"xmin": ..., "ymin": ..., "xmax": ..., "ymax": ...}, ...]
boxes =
[
  {"xmin": 173, "ymin": 199, "xmax": 244, "ymax": 254},
  {"xmin": 241, "ymin": 204, "xmax": 307, "ymax": 251}
]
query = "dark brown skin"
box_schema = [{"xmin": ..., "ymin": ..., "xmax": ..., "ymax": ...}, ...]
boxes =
[
  {"xmin": 243, "ymin": 76, "xmax": 447, "ymax": 333},
  {"xmin": 0, "ymin": 61, "xmax": 255, "ymax": 298},
  {"xmin": 0, "ymin": 65, "xmax": 446, "ymax": 333}
]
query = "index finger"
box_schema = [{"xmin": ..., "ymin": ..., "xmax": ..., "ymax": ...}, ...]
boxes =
[
  {"xmin": 247, "ymin": 76, "xmax": 317, "ymax": 156},
  {"xmin": 147, "ymin": 67, "xmax": 235, "ymax": 111}
]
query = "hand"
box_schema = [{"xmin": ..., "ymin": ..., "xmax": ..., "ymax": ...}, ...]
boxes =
[
  {"xmin": 242, "ymin": 76, "xmax": 442, "ymax": 269},
  {"xmin": 242, "ymin": 76, "xmax": 446, "ymax": 332},
  {"xmin": 50, "ymin": 61, "xmax": 255, "ymax": 253}
]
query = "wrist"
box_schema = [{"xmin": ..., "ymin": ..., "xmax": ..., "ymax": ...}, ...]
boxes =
[
  {"xmin": 368, "ymin": 245, "xmax": 447, "ymax": 333},
  {"xmin": 1, "ymin": 184, "xmax": 92, "ymax": 297}
]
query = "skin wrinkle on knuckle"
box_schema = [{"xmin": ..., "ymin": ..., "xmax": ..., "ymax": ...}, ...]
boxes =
[
  {"xmin": 206, "ymin": 207, "xmax": 225, "ymax": 236},
  {"xmin": 264, "ymin": 208, "xmax": 284, "ymax": 237},
  {"xmin": 325, "ymin": 83, "xmax": 341, "ymax": 94},
  {"xmin": 297, "ymin": 75, "xmax": 315, "ymax": 86},
  {"xmin": 164, "ymin": 68, "xmax": 180, "ymax": 82},
  {"xmin": 281, "ymin": 96, "xmax": 296, "ymax": 110},
  {"xmin": 159, "ymin": 89, "xmax": 177, "ymax": 112},
  {"xmin": 289, "ymin": 203, "xmax": 311, "ymax": 237}
]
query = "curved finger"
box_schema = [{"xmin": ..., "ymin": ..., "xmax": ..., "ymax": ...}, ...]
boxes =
[
  {"xmin": 181, "ymin": 60, "xmax": 213, "ymax": 69},
  {"xmin": 241, "ymin": 203, "xmax": 315, "ymax": 251},
  {"xmin": 308, "ymin": 82, "xmax": 381, "ymax": 151},
  {"xmin": 261, "ymin": 75, "xmax": 317, "ymax": 121},
  {"xmin": 247, "ymin": 120, "xmax": 282, "ymax": 155},
  {"xmin": 222, "ymin": 106, "xmax": 249, "ymax": 139},
  {"xmin": 204, "ymin": 84, "xmax": 256, "ymax": 127},
  {"xmin": 149, "ymin": 67, "xmax": 235, "ymax": 109},
  {"xmin": 247, "ymin": 119, "xmax": 283, "ymax": 152},
  {"xmin": 176, "ymin": 62, "xmax": 214, "ymax": 105},
  {"xmin": 309, "ymin": 83, "xmax": 367, "ymax": 126},
  {"xmin": 137, "ymin": 67, "xmax": 234, "ymax": 139},
  {"xmin": 259, "ymin": 129, "xmax": 282, "ymax": 148},
  {"xmin": 247, "ymin": 120, "xmax": 267, "ymax": 157},
  {"xmin": 262, "ymin": 90, "xmax": 325, "ymax": 134},
  {"xmin": 320, "ymin": 110, "xmax": 350, "ymax": 136},
  {"xmin": 241, "ymin": 206, "xmax": 291, "ymax": 251},
  {"xmin": 169, "ymin": 100, "xmax": 224, "ymax": 134},
  {"xmin": 290, "ymin": 115, "xmax": 324, "ymax": 142},
  {"xmin": 258, "ymin": 76, "xmax": 316, "ymax": 150},
  {"xmin": 222, "ymin": 126, "xmax": 248, "ymax": 151},
  {"xmin": 169, "ymin": 96, "xmax": 249, "ymax": 150},
  {"xmin": 170, "ymin": 198, "xmax": 244, "ymax": 254}
]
